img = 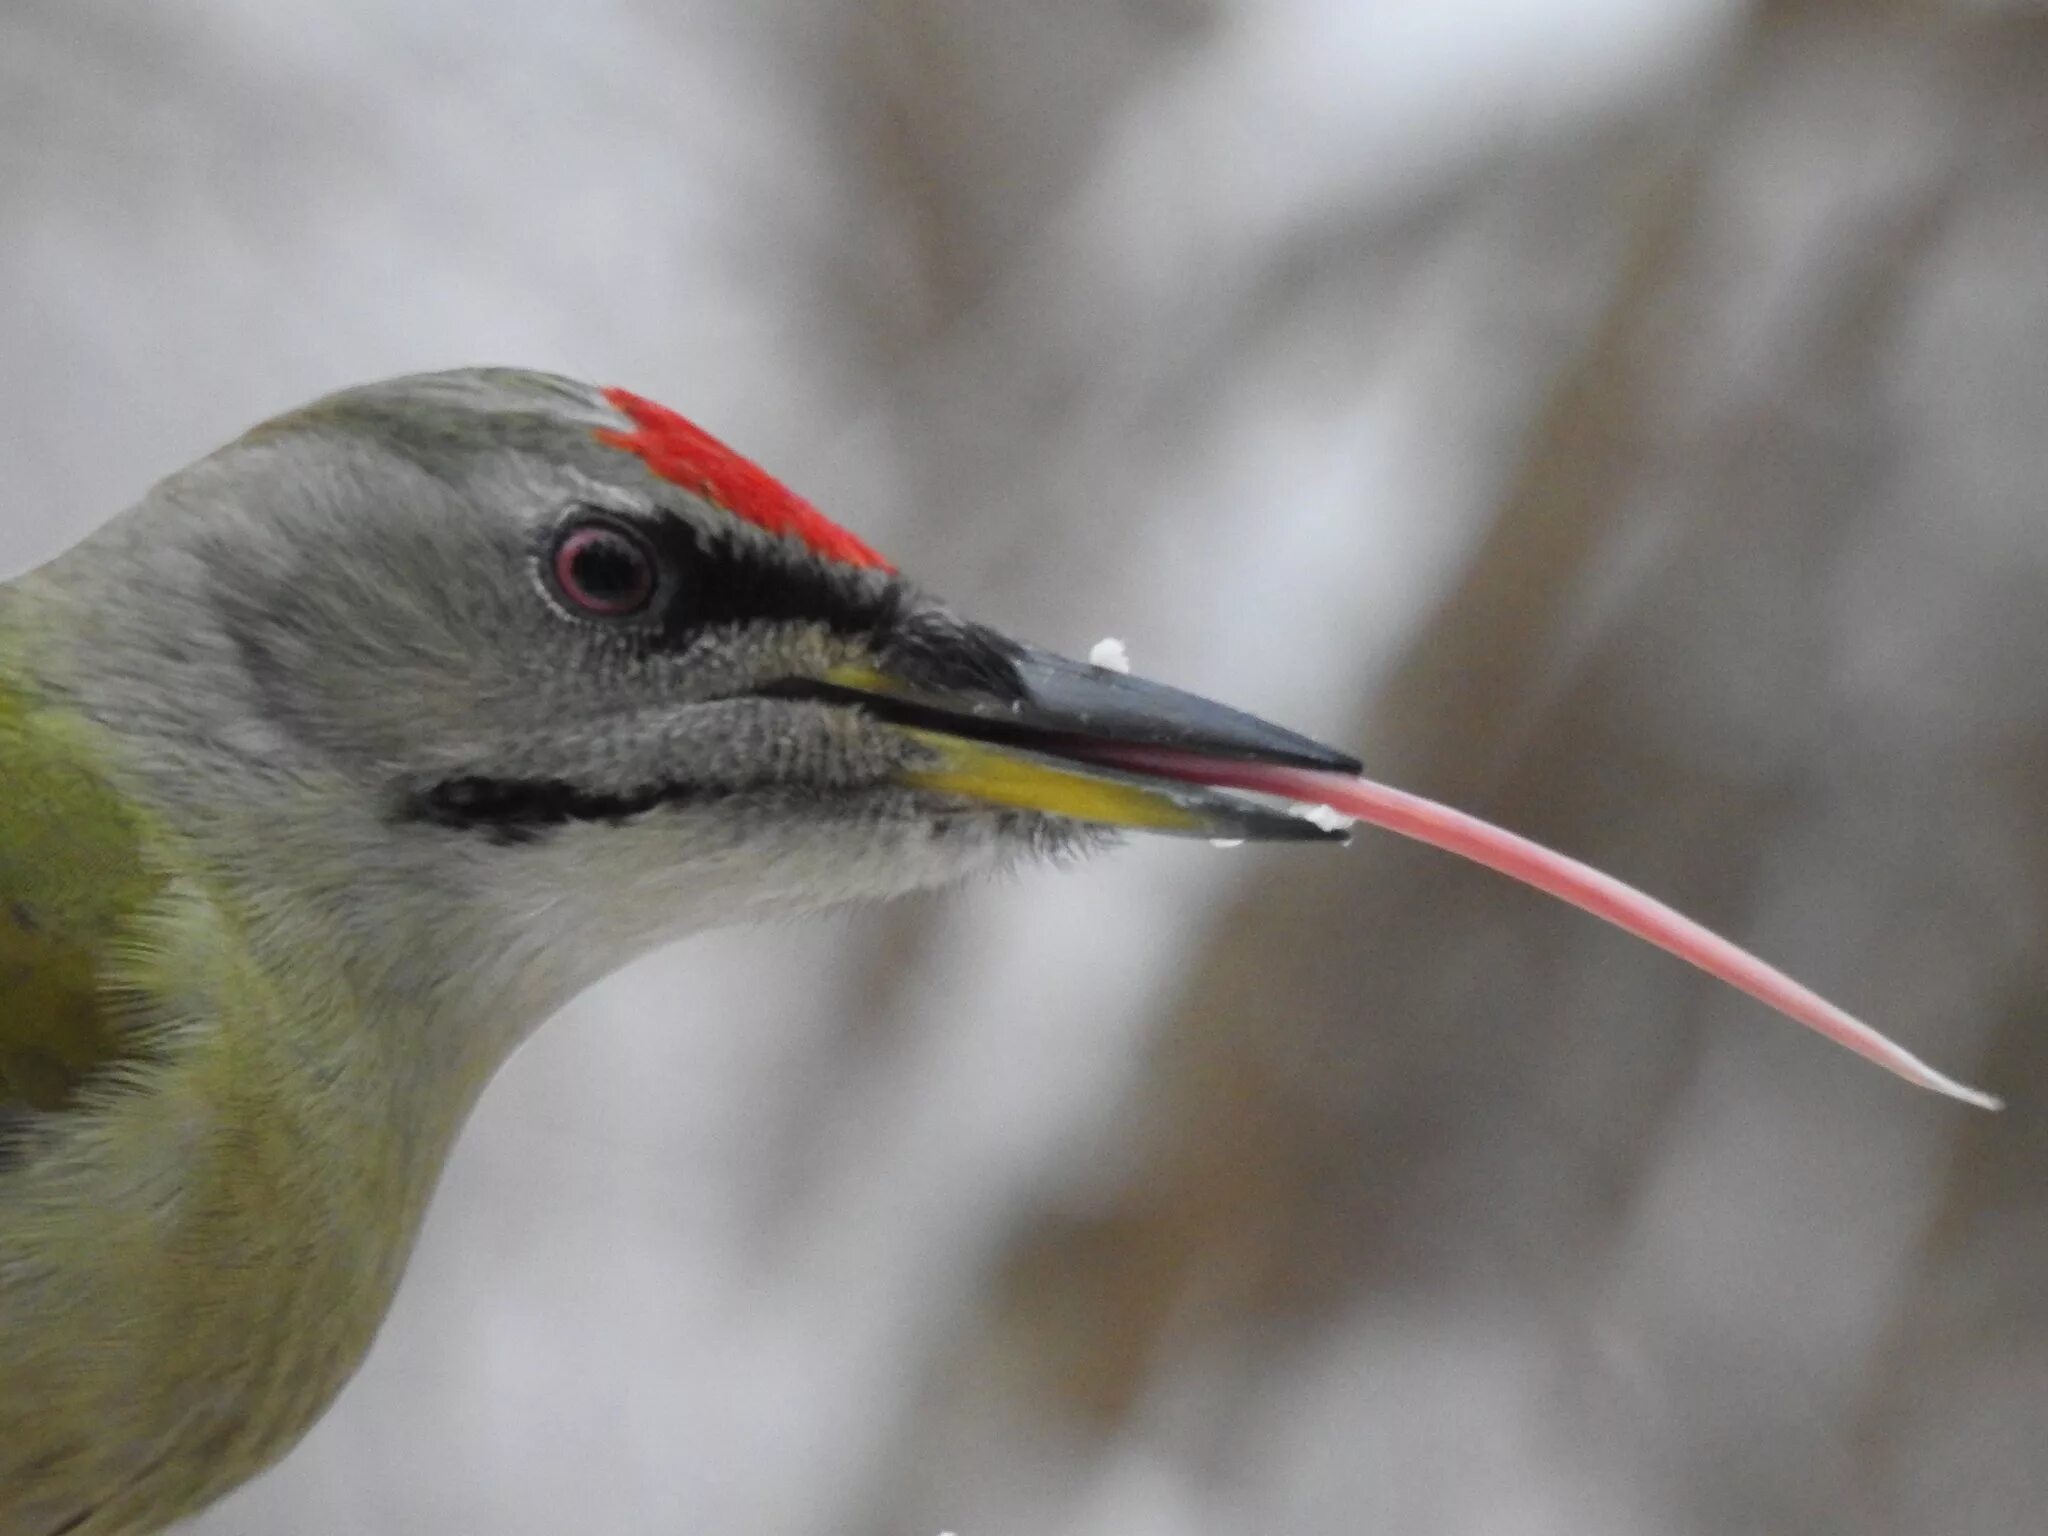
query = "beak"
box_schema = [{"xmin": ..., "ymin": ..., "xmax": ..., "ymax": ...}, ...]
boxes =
[{"xmin": 803, "ymin": 640, "xmax": 1362, "ymax": 843}]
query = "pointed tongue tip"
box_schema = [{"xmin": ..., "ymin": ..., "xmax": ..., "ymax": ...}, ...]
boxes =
[{"xmin": 1089, "ymin": 745, "xmax": 2000, "ymax": 1112}]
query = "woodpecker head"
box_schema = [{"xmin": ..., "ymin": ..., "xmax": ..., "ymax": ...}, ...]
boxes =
[
  {"xmin": 13, "ymin": 368, "xmax": 1355, "ymax": 1031},
  {"xmin": 7, "ymin": 367, "xmax": 2000, "ymax": 1113}
]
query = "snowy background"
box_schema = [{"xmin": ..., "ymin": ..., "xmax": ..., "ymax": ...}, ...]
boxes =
[{"xmin": 5, "ymin": 2, "xmax": 2047, "ymax": 1533}]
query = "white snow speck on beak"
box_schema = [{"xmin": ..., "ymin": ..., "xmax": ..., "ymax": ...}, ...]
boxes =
[{"xmin": 1088, "ymin": 636, "xmax": 1131, "ymax": 673}]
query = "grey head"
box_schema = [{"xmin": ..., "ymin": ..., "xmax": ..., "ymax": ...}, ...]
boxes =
[{"xmin": 8, "ymin": 368, "xmax": 1356, "ymax": 1035}]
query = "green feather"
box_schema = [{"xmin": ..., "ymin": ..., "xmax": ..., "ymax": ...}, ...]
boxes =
[
  {"xmin": 0, "ymin": 660, "xmax": 462, "ymax": 1530},
  {"xmin": 0, "ymin": 680, "xmax": 168, "ymax": 1121}
]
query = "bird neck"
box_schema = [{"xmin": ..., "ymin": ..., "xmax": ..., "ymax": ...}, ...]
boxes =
[{"xmin": 1, "ymin": 563, "xmax": 567, "ymax": 1105}]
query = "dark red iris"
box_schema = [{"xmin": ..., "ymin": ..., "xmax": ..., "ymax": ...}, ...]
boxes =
[{"xmin": 548, "ymin": 518, "xmax": 658, "ymax": 618}]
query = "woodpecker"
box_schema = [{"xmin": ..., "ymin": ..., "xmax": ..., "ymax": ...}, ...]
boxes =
[{"xmin": 0, "ymin": 368, "xmax": 1358, "ymax": 1535}]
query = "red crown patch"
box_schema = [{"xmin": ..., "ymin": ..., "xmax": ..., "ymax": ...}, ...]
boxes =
[{"xmin": 595, "ymin": 387, "xmax": 894, "ymax": 573}]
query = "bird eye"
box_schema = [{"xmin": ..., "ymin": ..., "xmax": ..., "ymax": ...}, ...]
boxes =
[{"xmin": 545, "ymin": 516, "xmax": 659, "ymax": 619}]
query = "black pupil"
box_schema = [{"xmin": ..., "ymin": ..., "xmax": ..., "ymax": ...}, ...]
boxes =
[{"xmin": 568, "ymin": 531, "xmax": 648, "ymax": 609}]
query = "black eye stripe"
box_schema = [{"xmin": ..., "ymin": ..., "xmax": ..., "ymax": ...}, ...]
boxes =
[
  {"xmin": 640, "ymin": 513, "xmax": 907, "ymax": 645},
  {"xmin": 535, "ymin": 506, "xmax": 905, "ymax": 644},
  {"xmin": 644, "ymin": 519, "xmax": 1030, "ymax": 697},
  {"xmin": 536, "ymin": 508, "xmax": 1024, "ymax": 705}
]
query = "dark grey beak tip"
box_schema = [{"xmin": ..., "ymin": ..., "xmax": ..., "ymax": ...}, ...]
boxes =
[
  {"xmin": 1264, "ymin": 817, "xmax": 1353, "ymax": 845},
  {"xmin": 1015, "ymin": 648, "xmax": 1360, "ymax": 774},
  {"xmin": 1223, "ymin": 820, "xmax": 1352, "ymax": 845}
]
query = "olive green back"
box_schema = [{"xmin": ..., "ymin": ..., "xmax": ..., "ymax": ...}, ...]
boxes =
[{"xmin": 0, "ymin": 682, "xmax": 168, "ymax": 1122}]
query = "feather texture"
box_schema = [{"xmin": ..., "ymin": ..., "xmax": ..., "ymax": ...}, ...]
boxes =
[{"xmin": 0, "ymin": 679, "xmax": 451, "ymax": 1534}]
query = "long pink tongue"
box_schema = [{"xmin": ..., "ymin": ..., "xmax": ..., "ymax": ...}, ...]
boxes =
[{"xmin": 1097, "ymin": 746, "xmax": 1999, "ymax": 1110}]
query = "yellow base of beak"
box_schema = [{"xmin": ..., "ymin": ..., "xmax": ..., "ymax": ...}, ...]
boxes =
[{"xmin": 896, "ymin": 729, "xmax": 1207, "ymax": 832}]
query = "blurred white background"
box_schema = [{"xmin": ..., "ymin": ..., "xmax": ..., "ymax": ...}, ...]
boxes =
[{"xmin": 5, "ymin": 2, "xmax": 2046, "ymax": 1533}]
